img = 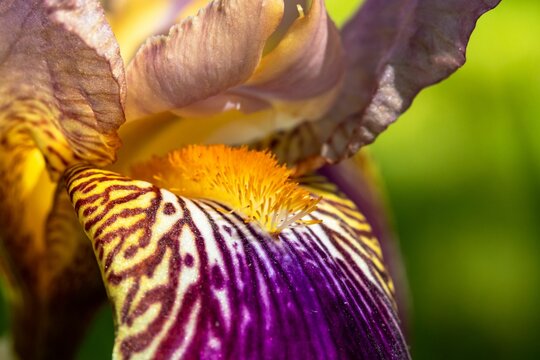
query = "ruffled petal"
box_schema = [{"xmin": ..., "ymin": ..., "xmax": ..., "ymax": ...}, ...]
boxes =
[
  {"xmin": 65, "ymin": 165, "xmax": 409, "ymax": 359},
  {"xmin": 254, "ymin": 0, "xmax": 501, "ymax": 172},
  {"xmin": 125, "ymin": 0, "xmax": 285, "ymax": 119},
  {"xmin": 0, "ymin": 0, "xmax": 126, "ymax": 179},
  {"xmin": 178, "ymin": 0, "xmax": 345, "ymax": 121}
]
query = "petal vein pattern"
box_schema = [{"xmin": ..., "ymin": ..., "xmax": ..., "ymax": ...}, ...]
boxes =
[
  {"xmin": 0, "ymin": 0, "xmax": 125, "ymax": 178},
  {"xmin": 126, "ymin": 0, "xmax": 284, "ymax": 119},
  {"xmin": 65, "ymin": 166, "xmax": 409, "ymax": 359},
  {"xmin": 0, "ymin": 0, "xmax": 123, "ymax": 356}
]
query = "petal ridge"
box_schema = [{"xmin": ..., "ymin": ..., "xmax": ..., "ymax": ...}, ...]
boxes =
[{"xmin": 126, "ymin": 0, "xmax": 285, "ymax": 119}]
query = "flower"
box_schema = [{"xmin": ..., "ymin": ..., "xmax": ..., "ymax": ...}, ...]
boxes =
[{"xmin": 0, "ymin": 0, "xmax": 499, "ymax": 359}]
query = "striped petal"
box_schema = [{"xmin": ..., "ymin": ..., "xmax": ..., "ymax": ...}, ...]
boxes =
[
  {"xmin": 0, "ymin": 0, "xmax": 126, "ymax": 179},
  {"xmin": 320, "ymin": 152, "xmax": 410, "ymax": 321},
  {"xmin": 254, "ymin": 0, "xmax": 501, "ymax": 172},
  {"xmin": 0, "ymin": 0, "xmax": 123, "ymax": 356},
  {"xmin": 65, "ymin": 166, "xmax": 409, "ymax": 359}
]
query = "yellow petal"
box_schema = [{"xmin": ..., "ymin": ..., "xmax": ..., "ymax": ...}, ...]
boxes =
[
  {"xmin": 0, "ymin": 146, "xmax": 105, "ymax": 358},
  {"xmin": 0, "ymin": 0, "xmax": 123, "ymax": 356},
  {"xmin": 0, "ymin": 0, "xmax": 126, "ymax": 179}
]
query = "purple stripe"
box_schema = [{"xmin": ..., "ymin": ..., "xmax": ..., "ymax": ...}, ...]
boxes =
[{"xmin": 67, "ymin": 166, "xmax": 409, "ymax": 359}]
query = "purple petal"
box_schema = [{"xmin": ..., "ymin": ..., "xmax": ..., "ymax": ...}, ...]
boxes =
[
  {"xmin": 319, "ymin": 154, "xmax": 411, "ymax": 328},
  {"xmin": 65, "ymin": 166, "xmax": 410, "ymax": 359},
  {"xmin": 255, "ymin": 0, "xmax": 501, "ymax": 172}
]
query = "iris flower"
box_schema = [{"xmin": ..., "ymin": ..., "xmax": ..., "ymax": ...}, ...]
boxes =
[{"xmin": 0, "ymin": 0, "xmax": 499, "ymax": 359}]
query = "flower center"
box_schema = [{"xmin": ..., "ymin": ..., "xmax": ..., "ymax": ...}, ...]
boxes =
[{"xmin": 131, "ymin": 145, "xmax": 320, "ymax": 234}]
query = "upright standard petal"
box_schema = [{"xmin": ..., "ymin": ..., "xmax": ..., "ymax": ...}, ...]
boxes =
[
  {"xmin": 102, "ymin": 0, "xmax": 193, "ymax": 61},
  {"xmin": 65, "ymin": 165, "xmax": 409, "ymax": 359},
  {"xmin": 125, "ymin": 0, "xmax": 284, "ymax": 119},
  {"xmin": 246, "ymin": 0, "xmax": 344, "ymax": 103},
  {"xmin": 117, "ymin": 0, "xmax": 345, "ymax": 173},
  {"xmin": 255, "ymin": 0, "xmax": 501, "ymax": 172},
  {"xmin": 180, "ymin": 0, "xmax": 345, "ymax": 121}
]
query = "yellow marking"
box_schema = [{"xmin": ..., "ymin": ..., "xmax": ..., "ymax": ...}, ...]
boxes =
[
  {"xmin": 373, "ymin": 270, "xmax": 395, "ymax": 304},
  {"xmin": 297, "ymin": 4, "xmax": 305, "ymax": 18},
  {"xmin": 369, "ymin": 252, "xmax": 387, "ymax": 274},
  {"xmin": 131, "ymin": 145, "xmax": 320, "ymax": 234},
  {"xmin": 317, "ymin": 201, "xmax": 371, "ymax": 232},
  {"xmin": 361, "ymin": 235, "xmax": 383, "ymax": 259}
]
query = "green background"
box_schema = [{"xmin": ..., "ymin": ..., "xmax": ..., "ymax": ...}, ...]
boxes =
[
  {"xmin": 331, "ymin": 0, "xmax": 540, "ymax": 358},
  {"xmin": 2, "ymin": 0, "xmax": 540, "ymax": 359}
]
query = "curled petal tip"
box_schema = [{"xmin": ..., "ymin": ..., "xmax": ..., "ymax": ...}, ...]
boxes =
[{"xmin": 254, "ymin": 0, "xmax": 501, "ymax": 172}]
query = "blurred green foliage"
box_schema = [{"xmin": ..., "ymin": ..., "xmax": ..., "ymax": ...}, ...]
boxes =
[
  {"xmin": 367, "ymin": 0, "xmax": 540, "ymax": 358},
  {"xmin": 2, "ymin": 1, "xmax": 538, "ymax": 359},
  {"xmin": 326, "ymin": 0, "xmax": 363, "ymax": 25}
]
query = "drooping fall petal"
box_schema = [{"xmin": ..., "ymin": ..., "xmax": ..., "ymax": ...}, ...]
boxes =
[
  {"xmin": 0, "ymin": 0, "xmax": 125, "ymax": 357},
  {"xmin": 255, "ymin": 0, "xmax": 501, "ymax": 173},
  {"xmin": 125, "ymin": 0, "xmax": 285, "ymax": 119},
  {"xmin": 0, "ymin": 154, "xmax": 106, "ymax": 359},
  {"xmin": 320, "ymin": 152, "xmax": 411, "ymax": 323},
  {"xmin": 8, "ymin": 186, "xmax": 106, "ymax": 360},
  {"xmin": 65, "ymin": 165, "xmax": 410, "ymax": 359}
]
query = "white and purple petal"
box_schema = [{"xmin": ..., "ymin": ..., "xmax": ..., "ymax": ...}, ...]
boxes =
[{"xmin": 65, "ymin": 166, "xmax": 409, "ymax": 359}]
